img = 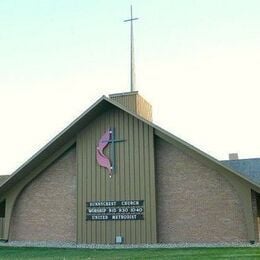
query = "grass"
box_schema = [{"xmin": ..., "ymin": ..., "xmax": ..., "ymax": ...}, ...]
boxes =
[{"xmin": 0, "ymin": 247, "xmax": 260, "ymax": 259}]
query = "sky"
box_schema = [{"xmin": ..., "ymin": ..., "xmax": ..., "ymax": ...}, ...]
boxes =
[{"xmin": 1, "ymin": 0, "xmax": 260, "ymax": 175}]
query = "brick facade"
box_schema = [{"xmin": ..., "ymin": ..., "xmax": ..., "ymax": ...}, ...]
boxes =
[
  {"xmin": 252, "ymin": 191, "xmax": 260, "ymax": 241},
  {"xmin": 9, "ymin": 148, "xmax": 76, "ymax": 242},
  {"xmin": 6, "ymin": 136, "xmax": 251, "ymax": 243},
  {"xmin": 155, "ymin": 137, "xmax": 248, "ymax": 243}
]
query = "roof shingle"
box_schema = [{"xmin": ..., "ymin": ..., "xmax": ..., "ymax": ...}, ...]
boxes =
[{"xmin": 222, "ymin": 158, "xmax": 260, "ymax": 185}]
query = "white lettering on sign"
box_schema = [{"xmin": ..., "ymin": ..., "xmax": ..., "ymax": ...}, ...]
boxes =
[
  {"xmin": 86, "ymin": 200, "xmax": 144, "ymax": 221},
  {"xmin": 87, "ymin": 208, "xmax": 106, "ymax": 213},
  {"xmin": 111, "ymin": 214, "xmax": 138, "ymax": 220},
  {"xmin": 89, "ymin": 201, "xmax": 117, "ymax": 207},
  {"xmin": 91, "ymin": 215, "xmax": 109, "ymax": 220},
  {"xmin": 121, "ymin": 200, "xmax": 139, "ymax": 206}
]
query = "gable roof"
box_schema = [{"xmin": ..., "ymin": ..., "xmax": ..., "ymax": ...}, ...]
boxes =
[{"xmin": 0, "ymin": 95, "xmax": 259, "ymax": 194}]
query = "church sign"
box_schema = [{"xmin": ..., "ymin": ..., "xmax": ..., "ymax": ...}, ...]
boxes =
[{"xmin": 86, "ymin": 200, "xmax": 144, "ymax": 221}]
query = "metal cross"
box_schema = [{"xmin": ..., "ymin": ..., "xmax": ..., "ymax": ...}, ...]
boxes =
[
  {"xmin": 124, "ymin": 5, "xmax": 139, "ymax": 92},
  {"xmin": 103, "ymin": 128, "xmax": 125, "ymax": 174}
]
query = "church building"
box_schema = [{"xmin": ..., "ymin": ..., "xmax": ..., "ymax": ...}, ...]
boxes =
[{"xmin": 0, "ymin": 91, "xmax": 259, "ymax": 244}]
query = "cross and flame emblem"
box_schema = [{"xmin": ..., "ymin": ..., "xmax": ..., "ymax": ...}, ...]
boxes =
[{"xmin": 96, "ymin": 128, "xmax": 125, "ymax": 178}]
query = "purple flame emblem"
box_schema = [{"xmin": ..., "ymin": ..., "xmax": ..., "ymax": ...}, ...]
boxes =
[
  {"xmin": 96, "ymin": 129, "xmax": 112, "ymax": 177},
  {"xmin": 96, "ymin": 128, "xmax": 126, "ymax": 178}
]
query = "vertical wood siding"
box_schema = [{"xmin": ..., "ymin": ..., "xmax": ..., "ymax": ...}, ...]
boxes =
[
  {"xmin": 136, "ymin": 95, "xmax": 152, "ymax": 121},
  {"xmin": 77, "ymin": 107, "xmax": 156, "ymax": 244},
  {"xmin": 110, "ymin": 93, "xmax": 152, "ymax": 121},
  {"xmin": 110, "ymin": 94, "xmax": 137, "ymax": 114}
]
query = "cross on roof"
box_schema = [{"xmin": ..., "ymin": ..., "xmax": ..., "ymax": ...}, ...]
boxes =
[{"xmin": 124, "ymin": 6, "xmax": 139, "ymax": 92}]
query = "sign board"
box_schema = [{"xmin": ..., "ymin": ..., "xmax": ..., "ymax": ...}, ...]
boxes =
[{"xmin": 86, "ymin": 200, "xmax": 144, "ymax": 221}]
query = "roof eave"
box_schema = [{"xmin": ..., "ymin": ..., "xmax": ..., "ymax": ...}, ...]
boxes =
[{"xmin": 0, "ymin": 96, "xmax": 114, "ymax": 193}]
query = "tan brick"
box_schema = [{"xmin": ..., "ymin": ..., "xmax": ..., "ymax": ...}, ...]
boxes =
[
  {"xmin": 155, "ymin": 138, "xmax": 247, "ymax": 243},
  {"xmin": 9, "ymin": 148, "xmax": 76, "ymax": 242},
  {"xmin": 251, "ymin": 191, "xmax": 259, "ymax": 241}
]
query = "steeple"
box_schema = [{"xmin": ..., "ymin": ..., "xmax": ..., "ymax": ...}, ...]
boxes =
[{"xmin": 113, "ymin": 8, "xmax": 152, "ymax": 121}]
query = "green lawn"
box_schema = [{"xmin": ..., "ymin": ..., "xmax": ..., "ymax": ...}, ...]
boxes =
[{"xmin": 0, "ymin": 247, "xmax": 260, "ymax": 259}]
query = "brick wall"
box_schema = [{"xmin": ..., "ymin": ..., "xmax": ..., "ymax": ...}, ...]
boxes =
[
  {"xmin": 251, "ymin": 191, "xmax": 258, "ymax": 241},
  {"xmin": 9, "ymin": 148, "xmax": 76, "ymax": 242},
  {"xmin": 155, "ymin": 137, "xmax": 247, "ymax": 243}
]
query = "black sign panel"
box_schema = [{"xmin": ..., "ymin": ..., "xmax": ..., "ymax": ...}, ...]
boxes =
[{"xmin": 86, "ymin": 200, "xmax": 144, "ymax": 221}]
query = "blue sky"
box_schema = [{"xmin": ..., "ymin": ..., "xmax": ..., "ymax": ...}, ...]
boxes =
[{"xmin": 1, "ymin": 1, "xmax": 260, "ymax": 174}]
